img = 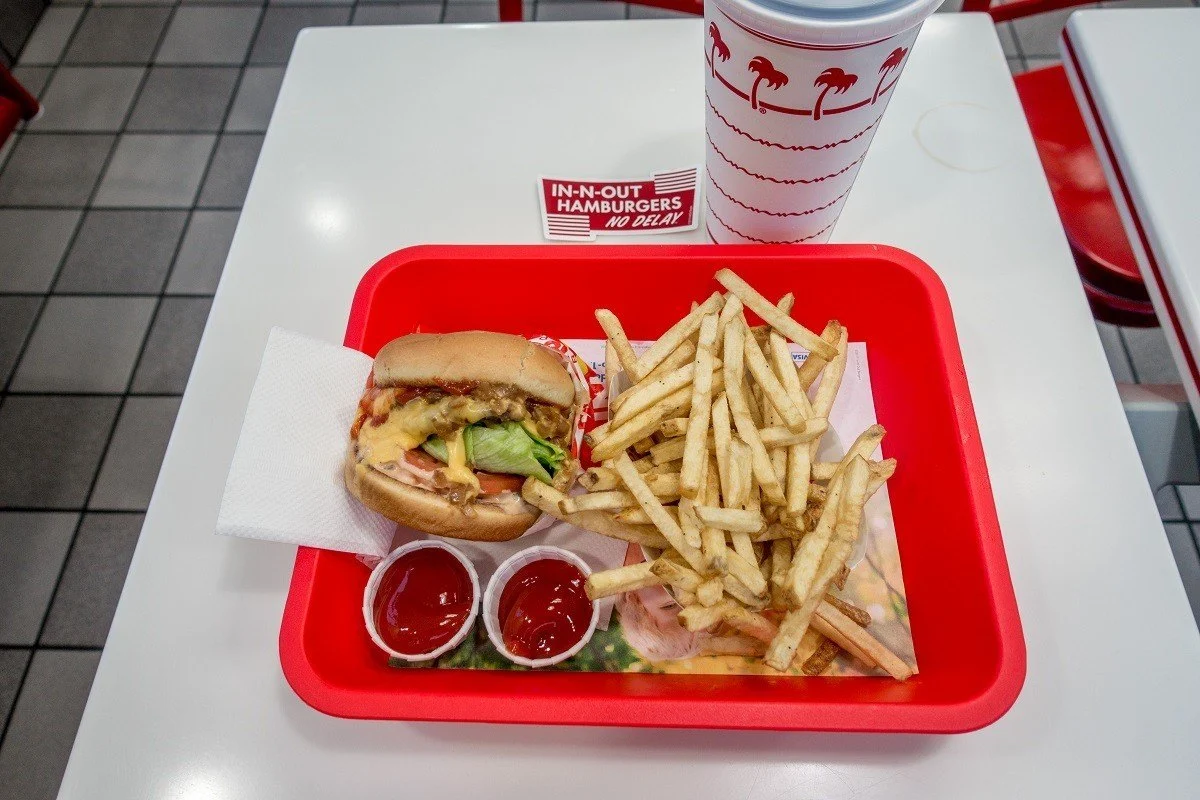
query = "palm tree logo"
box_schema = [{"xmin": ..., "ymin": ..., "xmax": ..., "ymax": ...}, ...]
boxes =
[
  {"xmin": 708, "ymin": 23, "xmax": 730, "ymax": 79},
  {"xmin": 872, "ymin": 47, "xmax": 907, "ymax": 104},
  {"xmin": 748, "ymin": 56, "xmax": 789, "ymax": 113},
  {"xmin": 812, "ymin": 67, "xmax": 858, "ymax": 121}
]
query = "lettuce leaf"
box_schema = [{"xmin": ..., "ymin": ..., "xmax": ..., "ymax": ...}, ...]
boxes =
[{"xmin": 420, "ymin": 422, "xmax": 567, "ymax": 484}]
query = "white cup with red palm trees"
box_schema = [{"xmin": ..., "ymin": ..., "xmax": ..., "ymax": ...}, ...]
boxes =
[{"xmin": 704, "ymin": 0, "xmax": 943, "ymax": 244}]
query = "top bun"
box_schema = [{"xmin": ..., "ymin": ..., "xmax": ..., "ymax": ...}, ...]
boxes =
[{"xmin": 372, "ymin": 332, "xmax": 575, "ymax": 408}]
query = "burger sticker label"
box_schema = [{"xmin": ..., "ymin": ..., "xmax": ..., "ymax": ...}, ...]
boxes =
[{"xmin": 538, "ymin": 166, "xmax": 701, "ymax": 241}]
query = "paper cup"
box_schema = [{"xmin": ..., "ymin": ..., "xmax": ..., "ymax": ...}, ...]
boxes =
[
  {"xmin": 363, "ymin": 539, "xmax": 480, "ymax": 662},
  {"xmin": 483, "ymin": 546, "xmax": 599, "ymax": 669},
  {"xmin": 704, "ymin": 0, "xmax": 943, "ymax": 243}
]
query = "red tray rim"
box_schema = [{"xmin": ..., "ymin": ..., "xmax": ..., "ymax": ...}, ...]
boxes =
[{"xmin": 279, "ymin": 243, "xmax": 1026, "ymax": 732}]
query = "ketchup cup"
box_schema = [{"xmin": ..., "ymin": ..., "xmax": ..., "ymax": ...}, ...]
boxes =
[
  {"xmin": 484, "ymin": 546, "xmax": 599, "ymax": 669},
  {"xmin": 363, "ymin": 540, "xmax": 480, "ymax": 662}
]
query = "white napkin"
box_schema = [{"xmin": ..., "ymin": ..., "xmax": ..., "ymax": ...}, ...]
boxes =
[
  {"xmin": 216, "ymin": 330, "xmax": 630, "ymax": 627},
  {"xmin": 217, "ymin": 328, "xmax": 395, "ymax": 556}
]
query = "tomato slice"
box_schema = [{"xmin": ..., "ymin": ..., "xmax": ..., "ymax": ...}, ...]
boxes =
[
  {"xmin": 475, "ymin": 471, "xmax": 525, "ymax": 495},
  {"xmin": 403, "ymin": 450, "xmax": 523, "ymax": 495},
  {"xmin": 403, "ymin": 449, "xmax": 444, "ymax": 471}
]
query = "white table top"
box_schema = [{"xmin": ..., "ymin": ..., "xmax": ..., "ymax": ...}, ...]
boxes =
[
  {"xmin": 58, "ymin": 16, "xmax": 1200, "ymax": 799},
  {"xmin": 1063, "ymin": 9, "xmax": 1200, "ymax": 408}
]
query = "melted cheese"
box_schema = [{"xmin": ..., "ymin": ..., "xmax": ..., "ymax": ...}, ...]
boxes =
[
  {"xmin": 443, "ymin": 428, "xmax": 480, "ymax": 491},
  {"xmin": 356, "ymin": 396, "xmax": 494, "ymax": 469}
]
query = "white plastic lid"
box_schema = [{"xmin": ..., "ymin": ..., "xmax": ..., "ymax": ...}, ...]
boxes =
[{"xmin": 716, "ymin": 0, "xmax": 944, "ymax": 47}]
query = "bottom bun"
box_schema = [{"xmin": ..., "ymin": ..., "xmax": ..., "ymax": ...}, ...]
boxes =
[{"xmin": 344, "ymin": 454, "xmax": 538, "ymax": 543}]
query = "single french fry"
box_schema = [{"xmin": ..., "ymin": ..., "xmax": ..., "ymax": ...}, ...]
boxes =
[
  {"xmin": 634, "ymin": 292, "xmax": 723, "ymax": 378},
  {"xmin": 786, "ymin": 445, "xmax": 812, "ymax": 526},
  {"xmin": 795, "ymin": 321, "xmax": 842, "ymax": 390},
  {"xmin": 596, "ymin": 309, "xmax": 644, "ymax": 383},
  {"xmin": 699, "ymin": 634, "xmax": 766, "ymax": 657},
  {"xmin": 715, "ymin": 294, "xmax": 743, "ymax": 343},
  {"xmin": 770, "ymin": 538, "xmax": 793, "ymax": 610},
  {"xmin": 834, "ymin": 564, "xmax": 850, "ymax": 591},
  {"xmin": 585, "ymin": 561, "xmax": 663, "ymax": 599},
  {"xmin": 720, "ymin": 605, "xmax": 777, "ymax": 644},
  {"xmin": 675, "ymin": 589, "xmax": 697, "ymax": 607},
  {"xmin": 700, "ymin": 458, "xmax": 727, "ymax": 574},
  {"xmin": 758, "ymin": 421, "xmax": 827, "ymax": 448},
  {"xmin": 725, "ymin": 439, "xmax": 752, "ymax": 508},
  {"xmin": 679, "ymin": 602, "xmax": 728, "ymax": 632},
  {"xmin": 658, "ymin": 417, "xmax": 689, "ymax": 438},
  {"xmin": 744, "ymin": 333, "xmax": 805, "ymax": 429},
  {"xmin": 560, "ymin": 491, "xmax": 634, "ymax": 514},
  {"xmin": 643, "ymin": 340, "xmax": 696, "ymax": 385},
  {"xmin": 767, "ymin": 332, "xmax": 814, "ymax": 418},
  {"xmin": 824, "ymin": 594, "xmax": 871, "ymax": 627},
  {"xmin": 715, "ymin": 269, "xmax": 838, "ymax": 360},
  {"xmin": 810, "ymin": 615, "xmax": 874, "ymax": 666},
  {"xmin": 808, "ymin": 325, "xmax": 851, "ymax": 457},
  {"xmin": 647, "ymin": 461, "xmax": 680, "ymax": 477},
  {"xmin": 680, "ymin": 314, "xmax": 719, "ymax": 499},
  {"xmin": 678, "ymin": 496, "xmax": 702, "ymax": 550},
  {"xmin": 521, "ymin": 479, "xmax": 669, "ymax": 548},
  {"xmin": 633, "ymin": 455, "xmax": 655, "ymax": 474},
  {"xmin": 649, "ymin": 436, "xmax": 686, "ymax": 466},
  {"xmin": 725, "ymin": 547, "xmax": 768, "ymax": 596},
  {"xmin": 801, "ymin": 636, "xmax": 842, "ymax": 676},
  {"xmin": 749, "ymin": 525, "xmax": 794, "ymax": 542},
  {"xmin": 584, "ymin": 421, "xmax": 609, "ymax": 449},
  {"xmin": 580, "ymin": 467, "xmax": 619, "ymax": 491},
  {"xmin": 643, "ymin": 472, "xmax": 681, "ymax": 498},
  {"xmin": 722, "ymin": 574, "xmax": 767, "ymax": 608},
  {"xmin": 764, "ymin": 606, "xmax": 813, "ymax": 672},
  {"xmin": 694, "ymin": 505, "xmax": 765, "ymax": 534},
  {"xmin": 696, "ymin": 576, "xmax": 724, "ymax": 607},
  {"xmin": 711, "ymin": 392, "xmax": 734, "ymax": 503},
  {"xmin": 867, "ymin": 458, "xmax": 897, "ymax": 495},
  {"xmin": 815, "ymin": 602, "xmax": 913, "ymax": 680},
  {"xmin": 650, "ymin": 558, "xmax": 703, "ymax": 592},
  {"xmin": 613, "ymin": 452, "xmax": 705, "ymax": 572},
  {"xmin": 611, "ymin": 505, "xmax": 680, "ymax": 526}
]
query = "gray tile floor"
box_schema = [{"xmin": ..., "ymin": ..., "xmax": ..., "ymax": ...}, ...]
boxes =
[{"xmin": 0, "ymin": 1, "xmax": 1197, "ymax": 796}]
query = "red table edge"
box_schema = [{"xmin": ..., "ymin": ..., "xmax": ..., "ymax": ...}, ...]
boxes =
[
  {"xmin": 1060, "ymin": 30, "xmax": 1200, "ymax": 395},
  {"xmin": 278, "ymin": 243, "xmax": 1026, "ymax": 733}
]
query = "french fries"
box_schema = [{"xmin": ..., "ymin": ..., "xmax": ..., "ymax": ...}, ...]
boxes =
[{"xmin": 563, "ymin": 269, "xmax": 909, "ymax": 680}]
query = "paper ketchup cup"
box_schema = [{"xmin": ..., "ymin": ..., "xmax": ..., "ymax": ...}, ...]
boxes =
[
  {"xmin": 483, "ymin": 546, "xmax": 599, "ymax": 669},
  {"xmin": 363, "ymin": 539, "xmax": 480, "ymax": 662},
  {"xmin": 704, "ymin": 0, "xmax": 943, "ymax": 244}
]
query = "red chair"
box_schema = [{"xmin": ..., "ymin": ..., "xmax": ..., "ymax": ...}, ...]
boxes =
[
  {"xmin": 0, "ymin": 65, "xmax": 40, "ymax": 149},
  {"xmin": 963, "ymin": 0, "xmax": 1156, "ymax": 326}
]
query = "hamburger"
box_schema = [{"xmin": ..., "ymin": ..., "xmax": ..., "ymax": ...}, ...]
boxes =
[{"xmin": 345, "ymin": 331, "xmax": 578, "ymax": 542}]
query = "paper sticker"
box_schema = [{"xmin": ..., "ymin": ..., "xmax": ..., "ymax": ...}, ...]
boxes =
[{"xmin": 538, "ymin": 167, "xmax": 701, "ymax": 241}]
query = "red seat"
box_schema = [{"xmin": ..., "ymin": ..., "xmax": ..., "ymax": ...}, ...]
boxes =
[{"xmin": 1014, "ymin": 64, "xmax": 1155, "ymax": 326}]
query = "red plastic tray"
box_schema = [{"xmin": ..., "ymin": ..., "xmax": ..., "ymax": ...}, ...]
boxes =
[{"xmin": 280, "ymin": 244, "xmax": 1025, "ymax": 732}]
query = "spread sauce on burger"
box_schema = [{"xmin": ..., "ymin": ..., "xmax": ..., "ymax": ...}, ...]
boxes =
[{"xmin": 344, "ymin": 332, "xmax": 578, "ymax": 542}]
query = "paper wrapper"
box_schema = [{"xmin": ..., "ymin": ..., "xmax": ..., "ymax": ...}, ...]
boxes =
[{"xmin": 704, "ymin": 0, "xmax": 923, "ymax": 243}]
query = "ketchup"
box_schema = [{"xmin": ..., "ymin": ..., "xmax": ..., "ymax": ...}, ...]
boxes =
[
  {"xmin": 497, "ymin": 559, "xmax": 593, "ymax": 660},
  {"xmin": 372, "ymin": 547, "xmax": 474, "ymax": 655}
]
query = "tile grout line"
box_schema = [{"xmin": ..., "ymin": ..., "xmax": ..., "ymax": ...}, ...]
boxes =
[
  {"xmin": 0, "ymin": 0, "xmax": 187, "ymax": 756},
  {"xmin": 0, "ymin": 3, "xmax": 95, "ymax": 398}
]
